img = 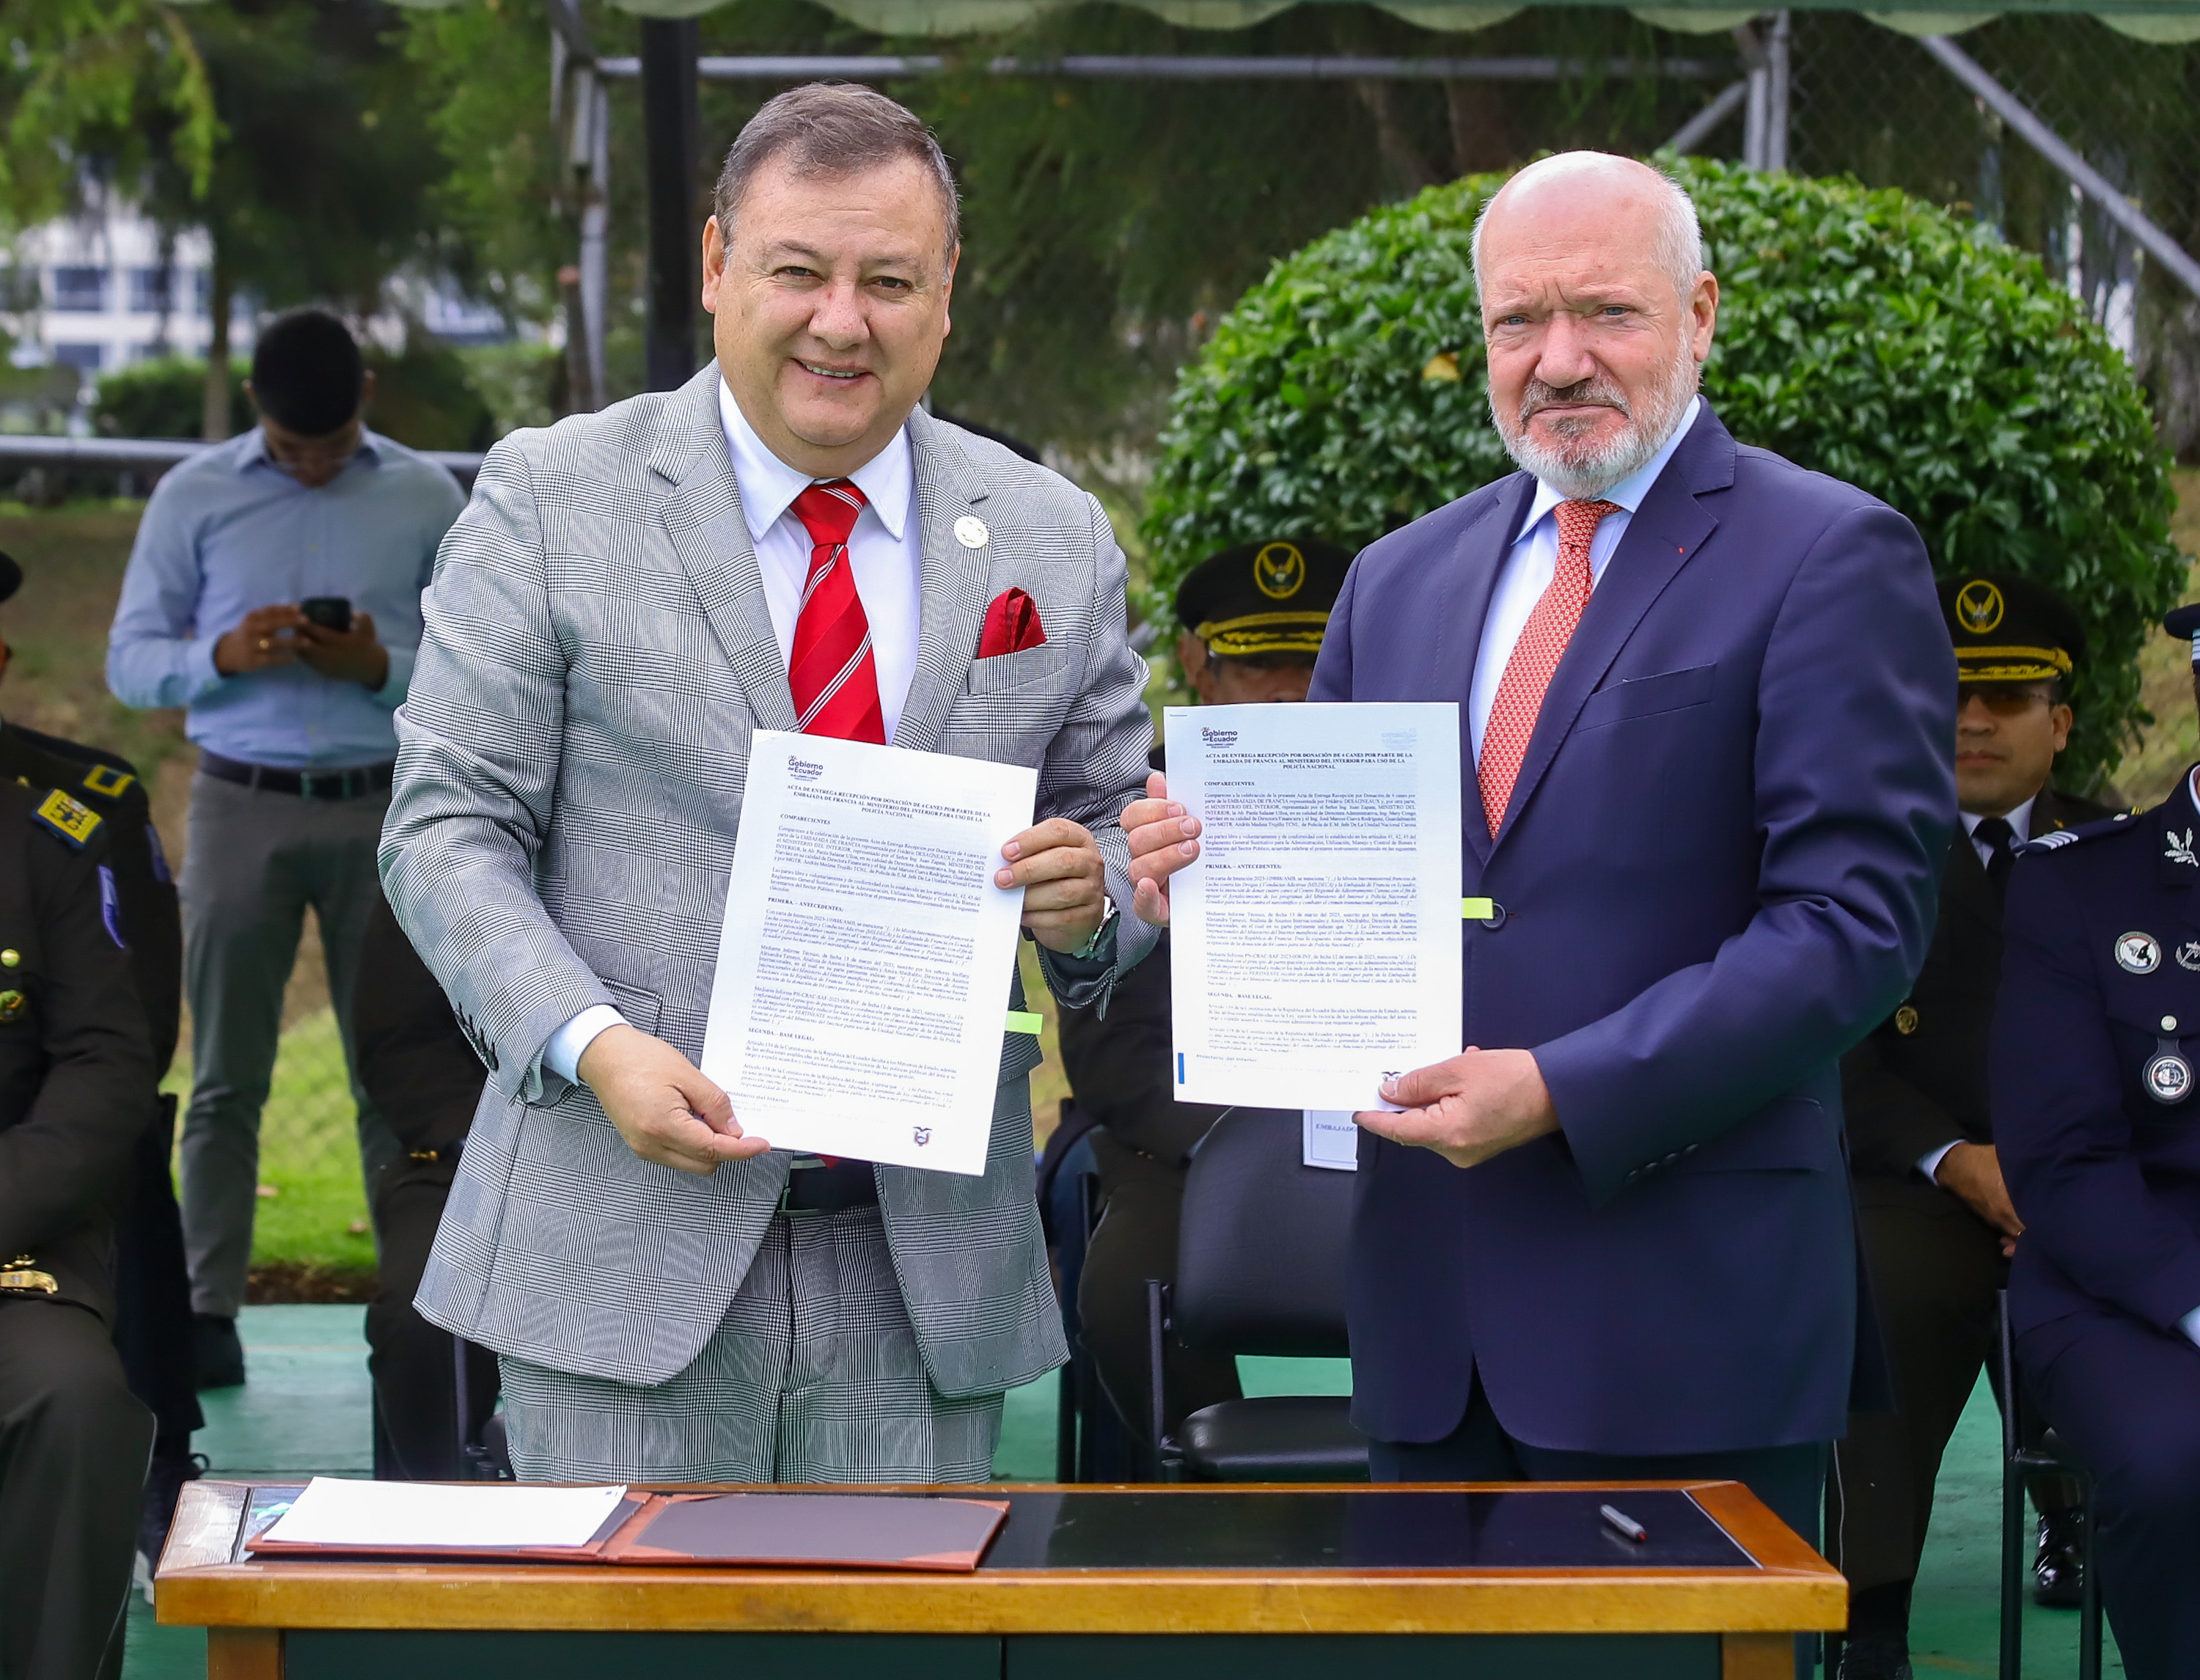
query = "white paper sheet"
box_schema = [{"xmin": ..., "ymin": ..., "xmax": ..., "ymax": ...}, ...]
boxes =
[
  {"xmin": 1166, "ymin": 702, "xmax": 1463, "ymax": 1112},
  {"xmin": 1302, "ymin": 1109, "xmax": 1361, "ymax": 1170},
  {"xmin": 259, "ymin": 1478, "xmax": 628, "ymax": 1549},
  {"xmin": 700, "ymin": 732, "xmax": 1037, "ymax": 1175}
]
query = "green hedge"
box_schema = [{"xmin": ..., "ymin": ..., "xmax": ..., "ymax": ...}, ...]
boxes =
[{"xmin": 1143, "ymin": 159, "xmax": 2185, "ymax": 787}]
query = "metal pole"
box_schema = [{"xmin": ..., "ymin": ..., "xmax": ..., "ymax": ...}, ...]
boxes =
[
  {"xmin": 1765, "ymin": 10, "xmax": 1790, "ymax": 172},
  {"xmin": 640, "ymin": 18, "xmax": 701, "ymax": 392},
  {"xmin": 1663, "ymin": 79, "xmax": 1748, "ymax": 156},
  {"xmin": 580, "ymin": 78, "xmax": 610, "ymax": 408},
  {"xmin": 1733, "ymin": 21, "xmax": 1770, "ymax": 169},
  {"xmin": 1920, "ymin": 33, "xmax": 2200, "ymax": 304},
  {"xmin": 593, "ymin": 53, "xmax": 1726, "ymax": 82}
]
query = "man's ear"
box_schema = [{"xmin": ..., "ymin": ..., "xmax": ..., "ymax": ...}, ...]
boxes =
[
  {"xmin": 2049, "ymin": 702, "xmax": 2074, "ymax": 754},
  {"xmin": 700, "ymin": 216, "xmax": 727, "ymax": 312},
  {"xmin": 1177, "ymin": 631, "xmax": 1216, "ymax": 704}
]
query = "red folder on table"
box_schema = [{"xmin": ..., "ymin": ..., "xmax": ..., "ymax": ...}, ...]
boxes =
[{"xmin": 246, "ymin": 1489, "xmax": 1011, "ymax": 1573}]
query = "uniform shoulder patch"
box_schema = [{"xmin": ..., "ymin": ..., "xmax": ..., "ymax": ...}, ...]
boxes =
[
  {"xmin": 2016, "ymin": 810, "xmax": 2141, "ymax": 858},
  {"xmin": 32, "ymin": 788, "xmax": 102, "ymax": 849},
  {"xmin": 79, "ymin": 763, "xmax": 135, "ymax": 801}
]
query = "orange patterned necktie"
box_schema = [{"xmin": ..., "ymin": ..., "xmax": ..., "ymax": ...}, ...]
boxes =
[
  {"xmin": 788, "ymin": 480, "xmax": 886, "ymax": 744},
  {"xmin": 1477, "ymin": 498, "xmax": 1620, "ymax": 838}
]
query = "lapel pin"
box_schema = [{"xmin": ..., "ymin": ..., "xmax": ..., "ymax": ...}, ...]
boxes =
[{"xmin": 954, "ymin": 516, "xmax": 989, "ymax": 550}]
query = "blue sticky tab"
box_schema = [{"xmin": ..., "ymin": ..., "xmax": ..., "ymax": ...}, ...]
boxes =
[
  {"xmin": 1177, "ymin": 1052, "xmax": 1185, "ymax": 1085},
  {"xmin": 98, "ymin": 864, "xmax": 126, "ymax": 949}
]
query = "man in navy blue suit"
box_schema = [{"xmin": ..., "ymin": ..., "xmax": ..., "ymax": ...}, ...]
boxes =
[
  {"xmin": 1129, "ymin": 153, "xmax": 1955, "ymax": 1580},
  {"xmin": 1990, "ymin": 604, "xmax": 2200, "ymax": 1680}
]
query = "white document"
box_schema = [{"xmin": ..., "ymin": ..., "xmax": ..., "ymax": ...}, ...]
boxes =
[
  {"xmin": 1302, "ymin": 1110, "xmax": 1360, "ymax": 1171},
  {"xmin": 700, "ymin": 731, "xmax": 1037, "ymax": 1175},
  {"xmin": 260, "ymin": 1478, "xmax": 628, "ymax": 1549},
  {"xmin": 1166, "ymin": 702, "xmax": 1462, "ymax": 1112}
]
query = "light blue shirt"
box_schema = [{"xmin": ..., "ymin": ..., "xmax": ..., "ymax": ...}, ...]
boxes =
[
  {"xmin": 1467, "ymin": 395, "xmax": 1702, "ymax": 761},
  {"xmin": 107, "ymin": 427, "xmax": 465, "ymax": 769}
]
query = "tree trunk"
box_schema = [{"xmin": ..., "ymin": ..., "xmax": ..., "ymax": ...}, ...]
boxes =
[
  {"xmin": 1353, "ymin": 78, "xmax": 1440, "ymax": 194},
  {"xmin": 1444, "ymin": 78, "xmax": 1510, "ymax": 178},
  {"xmin": 202, "ymin": 243, "xmax": 233, "ymax": 441}
]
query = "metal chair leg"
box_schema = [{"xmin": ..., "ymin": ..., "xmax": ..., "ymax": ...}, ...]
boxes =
[{"xmin": 2078, "ymin": 1483, "xmax": 2103, "ymax": 1680}]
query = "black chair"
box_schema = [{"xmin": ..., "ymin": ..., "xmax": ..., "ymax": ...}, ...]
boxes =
[
  {"xmin": 1145, "ymin": 1107, "xmax": 1368, "ymax": 1481},
  {"xmin": 1996, "ymin": 1290, "xmax": 2102, "ymax": 1680}
]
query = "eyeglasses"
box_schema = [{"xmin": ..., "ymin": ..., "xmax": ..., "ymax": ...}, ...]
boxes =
[{"xmin": 1960, "ymin": 686, "xmax": 2056, "ymax": 718}]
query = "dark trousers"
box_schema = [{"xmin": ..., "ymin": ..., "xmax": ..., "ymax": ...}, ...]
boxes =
[
  {"xmin": 367, "ymin": 1153, "xmax": 497, "ymax": 1481},
  {"xmin": 111, "ymin": 1096, "xmax": 203, "ymax": 1448},
  {"xmin": 1077, "ymin": 1132, "xmax": 1240, "ymax": 1447},
  {"xmin": 1830, "ymin": 1191, "xmax": 2078, "ymax": 1597},
  {"xmin": 2020, "ymin": 1307, "xmax": 2200, "ymax": 1680},
  {"xmin": 1371, "ymin": 1376, "xmax": 1825, "ymax": 1680},
  {"xmin": 0, "ymin": 1299, "xmax": 154, "ymax": 1680}
]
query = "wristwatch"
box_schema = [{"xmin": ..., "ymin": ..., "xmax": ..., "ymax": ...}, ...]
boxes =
[{"xmin": 1071, "ymin": 895, "xmax": 1118, "ymax": 961}]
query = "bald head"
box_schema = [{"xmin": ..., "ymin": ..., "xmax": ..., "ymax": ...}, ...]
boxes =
[{"xmin": 1472, "ymin": 152, "xmax": 1718, "ymax": 498}]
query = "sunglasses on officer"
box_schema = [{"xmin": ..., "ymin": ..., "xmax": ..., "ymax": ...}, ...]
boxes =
[{"xmin": 1959, "ymin": 682, "xmax": 2061, "ymax": 718}]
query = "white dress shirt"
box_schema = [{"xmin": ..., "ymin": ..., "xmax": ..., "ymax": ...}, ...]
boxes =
[
  {"xmin": 1468, "ymin": 395, "xmax": 1701, "ymax": 760},
  {"xmin": 542, "ymin": 381, "xmax": 927, "ymax": 1085}
]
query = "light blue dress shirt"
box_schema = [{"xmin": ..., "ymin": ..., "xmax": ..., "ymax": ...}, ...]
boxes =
[
  {"xmin": 107, "ymin": 427, "xmax": 465, "ymax": 769},
  {"xmin": 1468, "ymin": 395, "xmax": 1702, "ymax": 761}
]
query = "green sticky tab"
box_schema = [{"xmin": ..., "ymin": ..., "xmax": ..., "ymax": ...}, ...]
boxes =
[
  {"xmin": 1005, "ymin": 1010, "xmax": 1044, "ymax": 1035},
  {"xmin": 1462, "ymin": 897, "xmax": 1495, "ymax": 920}
]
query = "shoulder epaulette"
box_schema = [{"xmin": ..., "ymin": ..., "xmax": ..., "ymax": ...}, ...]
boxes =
[
  {"xmin": 31, "ymin": 788, "xmax": 101, "ymax": 850},
  {"xmin": 78, "ymin": 763, "xmax": 135, "ymax": 802},
  {"xmin": 2016, "ymin": 810, "xmax": 2141, "ymax": 857}
]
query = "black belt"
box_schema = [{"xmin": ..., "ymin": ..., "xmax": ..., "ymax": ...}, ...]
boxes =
[
  {"xmin": 779, "ymin": 1158, "xmax": 879, "ymax": 1214},
  {"xmin": 199, "ymin": 751, "xmax": 395, "ymax": 801}
]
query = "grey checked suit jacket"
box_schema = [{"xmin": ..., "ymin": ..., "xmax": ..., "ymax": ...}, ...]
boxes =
[{"xmin": 383, "ymin": 367, "xmax": 1159, "ymax": 1395}]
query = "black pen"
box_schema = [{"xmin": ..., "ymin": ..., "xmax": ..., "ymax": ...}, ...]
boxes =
[{"xmin": 1599, "ymin": 1503, "xmax": 1649, "ymax": 1544}]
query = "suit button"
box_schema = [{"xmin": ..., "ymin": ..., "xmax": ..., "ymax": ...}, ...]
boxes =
[
  {"xmin": 1624, "ymin": 1168, "xmax": 1642, "ymax": 1183},
  {"xmin": 1663, "ymin": 1151, "xmax": 1680, "ymax": 1164}
]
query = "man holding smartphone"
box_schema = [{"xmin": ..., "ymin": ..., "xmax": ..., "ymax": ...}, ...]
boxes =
[{"xmin": 108, "ymin": 308, "xmax": 464, "ymax": 1387}]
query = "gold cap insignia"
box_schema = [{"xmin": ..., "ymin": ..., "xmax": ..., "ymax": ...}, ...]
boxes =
[
  {"xmin": 1954, "ymin": 579, "xmax": 2006, "ymax": 636},
  {"xmin": 0, "ymin": 1256, "xmax": 56, "ymax": 1294},
  {"xmin": 1253, "ymin": 542, "xmax": 1306, "ymax": 601}
]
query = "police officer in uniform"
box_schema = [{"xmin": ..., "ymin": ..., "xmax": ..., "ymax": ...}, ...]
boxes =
[
  {"xmin": 0, "ymin": 551, "xmax": 199, "ymax": 1577},
  {"xmin": 0, "ymin": 776, "xmax": 161, "ymax": 1680},
  {"xmin": 1989, "ymin": 601, "xmax": 2200, "ymax": 1680},
  {"xmin": 352, "ymin": 895, "xmax": 496, "ymax": 1479},
  {"xmin": 1056, "ymin": 537, "xmax": 1349, "ymax": 1446},
  {"xmin": 1830, "ymin": 575, "xmax": 2102, "ymax": 1678}
]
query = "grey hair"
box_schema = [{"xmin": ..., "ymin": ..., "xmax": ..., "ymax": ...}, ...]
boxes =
[
  {"xmin": 1470, "ymin": 153, "xmax": 1706, "ymax": 307},
  {"xmin": 712, "ymin": 82, "xmax": 961, "ymax": 266}
]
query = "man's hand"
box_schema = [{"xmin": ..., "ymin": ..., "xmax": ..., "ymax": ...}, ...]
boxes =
[
  {"xmin": 1354, "ymin": 1048, "xmax": 1561, "ymax": 1170},
  {"xmin": 213, "ymin": 605, "xmax": 308, "ymax": 676},
  {"xmin": 296, "ymin": 609, "xmax": 389, "ymax": 690},
  {"xmin": 997, "ymin": 818, "xmax": 1107, "ymax": 953},
  {"xmin": 578, "ymin": 1024, "xmax": 770, "ymax": 1175},
  {"xmin": 1120, "ymin": 771, "xmax": 1201, "ymax": 925},
  {"xmin": 1935, "ymin": 1140, "xmax": 2023, "ymax": 1256}
]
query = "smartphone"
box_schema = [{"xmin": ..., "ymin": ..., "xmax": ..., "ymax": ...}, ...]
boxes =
[{"xmin": 301, "ymin": 597, "xmax": 352, "ymax": 634}]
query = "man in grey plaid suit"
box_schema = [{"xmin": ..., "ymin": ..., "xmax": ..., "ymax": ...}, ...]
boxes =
[{"xmin": 381, "ymin": 84, "xmax": 1203, "ymax": 1482}]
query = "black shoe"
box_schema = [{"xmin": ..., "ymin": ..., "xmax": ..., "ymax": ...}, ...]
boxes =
[
  {"xmin": 193, "ymin": 1313, "xmax": 245, "ymax": 1390},
  {"xmin": 2033, "ymin": 1508, "xmax": 2086, "ymax": 1607},
  {"xmin": 137, "ymin": 1448, "xmax": 210, "ymax": 1576},
  {"xmin": 1836, "ymin": 1635, "xmax": 1913, "ymax": 1680}
]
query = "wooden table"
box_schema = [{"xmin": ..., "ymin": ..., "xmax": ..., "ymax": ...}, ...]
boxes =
[{"xmin": 158, "ymin": 1480, "xmax": 1845, "ymax": 1680}]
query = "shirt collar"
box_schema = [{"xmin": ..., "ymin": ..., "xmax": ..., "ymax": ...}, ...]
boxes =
[
  {"xmin": 716, "ymin": 378, "xmax": 912, "ymax": 546},
  {"xmin": 1519, "ymin": 394, "xmax": 1702, "ymax": 542},
  {"xmin": 1962, "ymin": 795, "xmax": 2036, "ymax": 845},
  {"xmin": 237, "ymin": 425, "xmax": 382, "ymax": 476}
]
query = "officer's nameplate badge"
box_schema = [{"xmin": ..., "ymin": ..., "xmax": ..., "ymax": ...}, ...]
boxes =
[
  {"xmin": 2116, "ymin": 932, "xmax": 2163, "ymax": 974},
  {"xmin": 2146, "ymin": 1046, "xmax": 2196, "ymax": 1104}
]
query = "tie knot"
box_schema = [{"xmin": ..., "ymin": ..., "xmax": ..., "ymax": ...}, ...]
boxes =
[
  {"xmin": 1975, "ymin": 815, "xmax": 2016, "ymax": 850},
  {"xmin": 792, "ymin": 479, "xmax": 867, "ymax": 550},
  {"xmin": 1555, "ymin": 499, "xmax": 1621, "ymax": 551}
]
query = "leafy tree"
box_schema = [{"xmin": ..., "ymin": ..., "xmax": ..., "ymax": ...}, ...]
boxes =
[{"xmin": 1145, "ymin": 159, "xmax": 2185, "ymax": 785}]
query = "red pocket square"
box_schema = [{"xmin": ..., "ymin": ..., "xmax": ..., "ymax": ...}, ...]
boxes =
[{"xmin": 977, "ymin": 588, "xmax": 1047, "ymax": 659}]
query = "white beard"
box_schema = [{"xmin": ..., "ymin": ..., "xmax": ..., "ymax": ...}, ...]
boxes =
[{"xmin": 1493, "ymin": 336, "xmax": 1700, "ymax": 499}]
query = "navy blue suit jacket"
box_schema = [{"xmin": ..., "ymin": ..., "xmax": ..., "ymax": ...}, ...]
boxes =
[
  {"xmin": 1994, "ymin": 779, "xmax": 2200, "ymax": 1357},
  {"xmin": 1311, "ymin": 404, "xmax": 1954, "ymax": 1456}
]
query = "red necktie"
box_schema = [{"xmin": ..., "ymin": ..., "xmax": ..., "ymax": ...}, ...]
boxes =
[
  {"xmin": 1477, "ymin": 498, "xmax": 1619, "ymax": 838},
  {"xmin": 787, "ymin": 480, "xmax": 886, "ymax": 744}
]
